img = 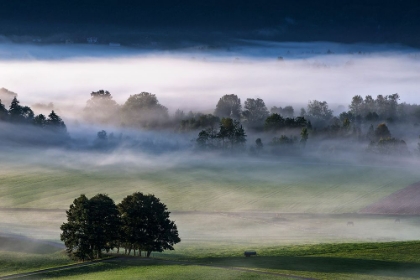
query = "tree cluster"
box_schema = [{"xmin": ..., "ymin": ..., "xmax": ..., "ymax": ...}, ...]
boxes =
[
  {"xmin": 0, "ymin": 97, "xmax": 67, "ymax": 133},
  {"xmin": 196, "ymin": 117, "xmax": 246, "ymax": 151},
  {"xmin": 61, "ymin": 192, "xmax": 180, "ymax": 261}
]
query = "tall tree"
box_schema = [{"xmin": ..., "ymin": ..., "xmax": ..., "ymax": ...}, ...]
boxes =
[
  {"xmin": 214, "ymin": 94, "xmax": 242, "ymax": 120},
  {"xmin": 9, "ymin": 97, "xmax": 23, "ymax": 122},
  {"xmin": 60, "ymin": 194, "xmax": 120, "ymax": 261},
  {"xmin": 84, "ymin": 90, "xmax": 120, "ymax": 124},
  {"xmin": 122, "ymin": 92, "xmax": 168, "ymax": 128},
  {"xmin": 88, "ymin": 194, "xmax": 121, "ymax": 259},
  {"xmin": 60, "ymin": 195, "xmax": 93, "ymax": 261},
  {"xmin": 118, "ymin": 192, "xmax": 180, "ymax": 258},
  {"xmin": 242, "ymin": 98, "xmax": 269, "ymax": 130},
  {"xmin": 349, "ymin": 95, "xmax": 363, "ymax": 116},
  {"xmin": 46, "ymin": 110, "xmax": 67, "ymax": 132},
  {"xmin": 218, "ymin": 118, "xmax": 246, "ymax": 150}
]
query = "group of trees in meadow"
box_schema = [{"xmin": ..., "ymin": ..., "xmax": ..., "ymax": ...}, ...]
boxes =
[{"xmin": 60, "ymin": 192, "xmax": 180, "ymax": 261}]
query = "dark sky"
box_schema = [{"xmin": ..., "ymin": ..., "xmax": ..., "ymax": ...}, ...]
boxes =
[{"xmin": 1, "ymin": 1, "xmax": 419, "ymax": 45}]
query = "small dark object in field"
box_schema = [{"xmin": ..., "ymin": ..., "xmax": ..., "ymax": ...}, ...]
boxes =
[
  {"xmin": 395, "ymin": 218, "xmax": 401, "ymax": 223},
  {"xmin": 347, "ymin": 221, "xmax": 354, "ymax": 226},
  {"xmin": 244, "ymin": 251, "xmax": 257, "ymax": 257}
]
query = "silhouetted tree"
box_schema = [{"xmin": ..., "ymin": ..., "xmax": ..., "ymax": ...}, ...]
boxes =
[
  {"xmin": 118, "ymin": 192, "xmax": 180, "ymax": 258},
  {"xmin": 9, "ymin": 97, "xmax": 23, "ymax": 122},
  {"xmin": 0, "ymin": 99, "xmax": 8, "ymax": 121},
  {"xmin": 46, "ymin": 110, "xmax": 67, "ymax": 132},
  {"xmin": 214, "ymin": 94, "xmax": 241, "ymax": 120},
  {"xmin": 60, "ymin": 194, "xmax": 120, "ymax": 261},
  {"xmin": 33, "ymin": 114, "xmax": 47, "ymax": 127}
]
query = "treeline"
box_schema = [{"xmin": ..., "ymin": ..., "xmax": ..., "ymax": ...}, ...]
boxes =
[
  {"xmin": 61, "ymin": 192, "xmax": 180, "ymax": 261},
  {"xmin": 2, "ymin": 87, "xmax": 420, "ymax": 156},
  {"xmin": 78, "ymin": 90, "xmax": 420, "ymax": 155},
  {"xmin": 0, "ymin": 95, "xmax": 68, "ymax": 146}
]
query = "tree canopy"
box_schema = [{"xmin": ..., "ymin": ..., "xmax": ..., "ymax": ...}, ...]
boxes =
[
  {"xmin": 122, "ymin": 92, "xmax": 169, "ymax": 128},
  {"xmin": 214, "ymin": 94, "xmax": 242, "ymax": 120},
  {"xmin": 61, "ymin": 193, "xmax": 180, "ymax": 261}
]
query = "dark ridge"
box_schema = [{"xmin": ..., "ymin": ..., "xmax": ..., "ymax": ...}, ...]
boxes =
[{"xmin": 0, "ymin": 0, "xmax": 419, "ymax": 46}]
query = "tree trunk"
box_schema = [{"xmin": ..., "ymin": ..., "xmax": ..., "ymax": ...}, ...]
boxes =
[
  {"xmin": 139, "ymin": 250, "xmax": 141, "ymax": 257},
  {"xmin": 133, "ymin": 249, "xmax": 136, "ymax": 256},
  {"xmin": 147, "ymin": 251, "xmax": 152, "ymax": 258}
]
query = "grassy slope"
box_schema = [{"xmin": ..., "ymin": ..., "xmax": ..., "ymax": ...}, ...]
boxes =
[
  {"xmin": 0, "ymin": 251, "xmax": 72, "ymax": 277},
  {"xmin": 0, "ymin": 158, "xmax": 418, "ymax": 213}
]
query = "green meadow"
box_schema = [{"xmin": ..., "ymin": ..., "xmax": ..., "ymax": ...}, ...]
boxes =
[{"xmin": 1, "ymin": 150, "xmax": 420, "ymax": 279}]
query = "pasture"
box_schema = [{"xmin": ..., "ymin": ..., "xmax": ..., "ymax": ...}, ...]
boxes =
[{"xmin": 1, "ymin": 149, "xmax": 420, "ymax": 279}]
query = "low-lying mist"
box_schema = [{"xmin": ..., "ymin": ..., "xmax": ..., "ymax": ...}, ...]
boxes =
[
  {"xmin": 1, "ymin": 40, "xmax": 419, "ymax": 117},
  {"xmin": 1, "ymin": 40, "xmax": 420, "ymax": 250}
]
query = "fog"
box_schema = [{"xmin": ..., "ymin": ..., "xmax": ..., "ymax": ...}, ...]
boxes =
[
  {"xmin": 1, "ymin": 40, "xmax": 420, "ymax": 257},
  {"xmin": 1, "ymin": 40, "xmax": 420, "ymax": 117}
]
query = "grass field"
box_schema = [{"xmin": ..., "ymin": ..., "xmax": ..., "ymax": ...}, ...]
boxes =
[
  {"xmin": 1, "ymin": 149, "xmax": 420, "ymax": 279},
  {"xmin": 5, "ymin": 241, "xmax": 419, "ymax": 280},
  {"xmin": 0, "ymin": 150, "xmax": 418, "ymax": 214}
]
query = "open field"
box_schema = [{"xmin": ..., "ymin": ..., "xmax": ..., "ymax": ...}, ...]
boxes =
[
  {"xmin": 0, "ymin": 150, "xmax": 418, "ymax": 214},
  {"xmin": 1, "ymin": 150, "xmax": 420, "ymax": 278}
]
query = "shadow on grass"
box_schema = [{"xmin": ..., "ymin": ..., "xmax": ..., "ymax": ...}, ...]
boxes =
[
  {"xmin": 27, "ymin": 256, "xmax": 420, "ymax": 279},
  {"xmin": 203, "ymin": 256, "xmax": 420, "ymax": 278}
]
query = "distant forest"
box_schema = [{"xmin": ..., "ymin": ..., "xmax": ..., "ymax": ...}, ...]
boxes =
[
  {"xmin": 1, "ymin": 88, "xmax": 420, "ymax": 157},
  {"xmin": 1, "ymin": 1, "xmax": 420, "ymax": 47}
]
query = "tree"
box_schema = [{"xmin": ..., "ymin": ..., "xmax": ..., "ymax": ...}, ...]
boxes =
[
  {"xmin": 46, "ymin": 110, "xmax": 67, "ymax": 132},
  {"xmin": 349, "ymin": 95, "xmax": 363, "ymax": 116},
  {"xmin": 118, "ymin": 193, "xmax": 180, "ymax": 258},
  {"xmin": 0, "ymin": 99, "xmax": 8, "ymax": 121},
  {"xmin": 214, "ymin": 94, "xmax": 242, "ymax": 120},
  {"xmin": 60, "ymin": 194, "xmax": 120, "ymax": 261},
  {"xmin": 218, "ymin": 118, "xmax": 246, "ymax": 150},
  {"xmin": 264, "ymin": 113, "xmax": 285, "ymax": 131},
  {"xmin": 88, "ymin": 194, "xmax": 121, "ymax": 259},
  {"xmin": 9, "ymin": 97, "xmax": 23, "ymax": 122},
  {"xmin": 375, "ymin": 123, "xmax": 391, "ymax": 140},
  {"xmin": 271, "ymin": 106, "xmax": 294, "ymax": 118},
  {"xmin": 306, "ymin": 100, "xmax": 333, "ymax": 128},
  {"xmin": 84, "ymin": 90, "xmax": 120, "ymax": 124},
  {"xmin": 307, "ymin": 100, "xmax": 333, "ymax": 121},
  {"xmin": 60, "ymin": 195, "xmax": 92, "ymax": 261},
  {"xmin": 300, "ymin": 127, "xmax": 309, "ymax": 146},
  {"xmin": 33, "ymin": 114, "xmax": 47, "ymax": 127},
  {"xmin": 122, "ymin": 92, "xmax": 168, "ymax": 128},
  {"xmin": 242, "ymin": 98, "xmax": 269, "ymax": 130},
  {"xmin": 8, "ymin": 97, "xmax": 34, "ymax": 123}
]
